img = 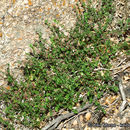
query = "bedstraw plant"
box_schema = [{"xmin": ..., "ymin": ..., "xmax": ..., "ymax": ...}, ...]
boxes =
[{"xmin": 0, "ymin": 0, "xmax": 129, "ymax": 129}]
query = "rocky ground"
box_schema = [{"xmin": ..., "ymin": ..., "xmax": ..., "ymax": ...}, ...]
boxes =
[{"xmin": 0, "ymin": 0, "xmax": 129, "ymax": 130}]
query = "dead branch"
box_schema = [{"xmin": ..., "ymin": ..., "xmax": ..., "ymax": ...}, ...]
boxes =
[
  {"xmin": 41, "ymin": 103, "xmax": 93, "ymax": 130},
  {"xmin": 117, "ymin": 58, "xmax": 126, "ymax": 67},
  {"xmin": 59, "ymin": 109, "xmax": 89, "ymax": 130},
  {"xmin": 118, "ymin": 77, "xmax": 128, "ymax": 112},
  {"xmin": 94, "ymin": 62, "xmax": 130, "ymax": 72}
]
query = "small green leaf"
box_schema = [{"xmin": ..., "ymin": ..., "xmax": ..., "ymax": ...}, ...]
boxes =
[{"xmin": 72, "ymin": 109, "xmax": 78, "ymax": 114}]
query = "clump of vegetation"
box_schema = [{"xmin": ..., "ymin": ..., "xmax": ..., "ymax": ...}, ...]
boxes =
[
  {"xmin": 0, "ymin": 0, "xmax": 129, "ymax": 129},
  {"xmin": 0, "ymin": 115, "xmax": 14, "ymax": 130}
]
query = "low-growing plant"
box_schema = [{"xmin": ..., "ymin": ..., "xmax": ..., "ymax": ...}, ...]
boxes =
[
  {"xmin": 0, "ymin": 0, "xmax": 128, "ymax": 129},
  {"xmin": 0, "ymin": 115, "xmax": 14, "ymax": 130}
]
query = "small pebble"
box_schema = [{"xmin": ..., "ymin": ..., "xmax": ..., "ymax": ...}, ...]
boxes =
[
  {"xmin": 85, "ymin": 112, "xmax": 91, "ymax": 121},
  {"xmin": 72, "ymin": 120, "xmax": 78, "ymax": 126}
]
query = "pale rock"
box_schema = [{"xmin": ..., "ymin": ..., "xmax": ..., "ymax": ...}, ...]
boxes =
[
  {"xmin": 110, "ymin": 37, "xmax": 115, "ymax": 42},
  {"xmin": 85, "ymin": 112, "xmax": 91, "ymax": 121},
  {"xmin": 76, "ymin": 103, "xmax": 80, "ymax": 107},
  {"xmin": 72, "ymin": 120, "xmax": 78, "ymax": 126}
]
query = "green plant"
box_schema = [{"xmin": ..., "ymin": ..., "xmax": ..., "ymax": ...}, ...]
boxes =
[
  {"xmin": 0, "ymin": 115, "xmax": 14, "ymax": 130},
  {"xmin": 0, "ymin": 0, "xmax": 128, "ymax": 128}
]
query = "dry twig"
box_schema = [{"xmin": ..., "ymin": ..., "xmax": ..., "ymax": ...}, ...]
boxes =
[
  {"xmin": 117, "ymin": 58, "xmax": 126, "ymax": 67},
  {"xmin": 77, "ymin": 116, "xmax": 83, "ymax": 130},
  {"xmin": 94, "ymin": 62, "xmax": 130, "ymax": 72},
  {"xmin": 59, "ymin": 109, "xmax": 89, "ymax": 130},
  {"xmin": 118, "ymin": 76, "xmax": 128, "ymax": 112},
  {"xmin": 41, "ymin": 103, "xmax": 93, "ymax": 130}
]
